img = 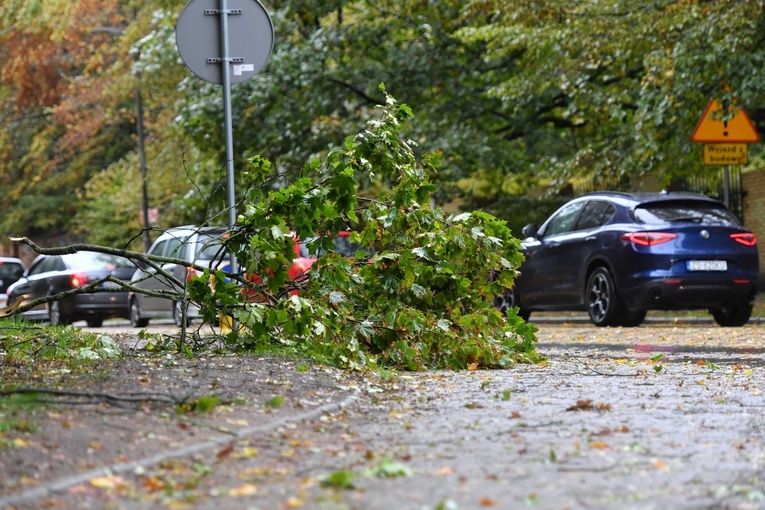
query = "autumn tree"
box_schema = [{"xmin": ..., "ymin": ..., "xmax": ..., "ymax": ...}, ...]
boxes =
[
  {"xmin": 2, "ymin": 0, "xmax": 765, "ymax": 245},
  {"xmin": 0, "ymin": 0, "xmax": 136, "ymax": 240}
]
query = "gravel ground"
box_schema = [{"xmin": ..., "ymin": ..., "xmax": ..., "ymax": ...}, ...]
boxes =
[{"xmin": 2, "ymin": 321, "xmax": 765, "ymax": 510}]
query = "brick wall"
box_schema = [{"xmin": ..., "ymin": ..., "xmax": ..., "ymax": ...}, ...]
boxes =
[
  {"xmin": 0, "ymin": 235, "xmax": 67, "ymax": 267},
  {"xmin": 742, "ymin": 168, "xmax": 765, "ymax": 284}
]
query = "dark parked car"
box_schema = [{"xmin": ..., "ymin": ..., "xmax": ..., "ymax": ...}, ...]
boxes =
[
  {"xmin": 0, "ymin": 257, "xmax": 26, "ymax": 308},
  {"xmin": 495, "ymin": 191, "xmax": 759, "ymax": 327},
  {"xmin": 6, "ymin": 251, "xmax": 137, "ymax": 327}
]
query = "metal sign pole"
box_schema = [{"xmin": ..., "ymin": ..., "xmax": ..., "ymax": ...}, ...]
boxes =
[
  {"xmin": 177, "ymin": 0, "xmax": 273, "ymax": 283},
  {"xmin": 218, "ymin": 0, "xmax": 238, "ymax": 278}
]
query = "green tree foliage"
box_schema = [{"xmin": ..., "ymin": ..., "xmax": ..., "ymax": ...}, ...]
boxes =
[
  {"xmin": 0, "ymin": 1, "xmax": 214, "ymax": 245},
  {"xmin": 189, "ymin": 91, "xmax": 539, "ymax": 370},
  {"xmin": 1, "ymin": 0, "xmax": 764, "ymax": 245},
  {"xmin": 456, "ymin": 0, "xmax": 765, "ymax": 188},
  {"xmin": 173, "ymin": 0, "xmax": 554, "ymax": 210}
]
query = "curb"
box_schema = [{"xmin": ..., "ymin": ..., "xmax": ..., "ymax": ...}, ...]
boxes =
[
  {"xmin": 0, "ymin": 395, "xmax": 358, "ymax": 509},
  {"xmin": 529, "ymin": 315, "xmax": 765, "ymax": 325}
]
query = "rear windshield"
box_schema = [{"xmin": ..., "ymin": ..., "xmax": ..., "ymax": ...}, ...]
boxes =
[
  {"xmin": 632, "ymin": 201, "xmax": 740, "ymax": 226},
  {"xmin": 65, "ymin": 252, "xmax": 136, "ymax": 268},
  {"xmin": 0, "ymin": 261, "xmax": 23, "ymax": 279},
  {"xmin": 195, "ymin": 233, "xmax": 228, "ymax": 261},
  {"xmin": 300, "ymin": 235, "xmax": 373, "ymax": 258}
]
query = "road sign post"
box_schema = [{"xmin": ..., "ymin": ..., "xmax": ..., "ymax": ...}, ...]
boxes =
[
  {"xmin": 176, "ymin": 0, "xmax": 274, "ymax": 279},
  {"xmin": 691, "ymin": 98, "xmax": 760, "ymax": 208}
]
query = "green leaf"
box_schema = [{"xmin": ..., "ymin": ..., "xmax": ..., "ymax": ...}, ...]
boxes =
[
  {"xmin": 320, "ymin": 470, "xmax": 357, "ymax": 489},
  {"xmin": 365, "ymin": 457, "xmax": 413, "ymax": 478},
  {"xmin": 192, "ymin": 395, "xmax": 221, "ymax": 413},
  {"xmin": 264, "ymin": 396, "xmax": 285, "ymax": 409}
]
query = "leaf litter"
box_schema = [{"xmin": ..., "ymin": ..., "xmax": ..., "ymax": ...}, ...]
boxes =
[{"xmin": 3, "ymin": 323, "xmax": 765, "ymax": 509}]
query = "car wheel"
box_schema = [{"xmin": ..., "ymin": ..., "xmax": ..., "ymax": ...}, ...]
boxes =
[
  {"xmin": 711, "ymin": 304, "xmax": 752, "ymax": 327},
  {"xmin": 585, "ymin": 267, "xmax": 620, "ymax": 327},
  {"xmin": 619, "ymin": 308, "xmax": 646, "ymax": 327},
  {"xmin": 130, "ymin": 299, "xmax": 149, "ymax": 328},
  {"xmin": 86, "ymin": 318, "xmax": 103, "ymax": 328},
  {"xmin": 49, "ymin": 301, "xmax": 71, "ymax": 326},
  {"xmin": 173, "ymin": 300, "xmax": 190, "ymax": 328},
  {"xmin": 492, "ymin": 287, "xmax": 531, "ymax": 322}
]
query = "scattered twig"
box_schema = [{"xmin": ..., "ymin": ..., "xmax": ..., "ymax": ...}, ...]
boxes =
[{"xmin": 0, "ymin": 387, "xmax": 188, "ymax": 410}]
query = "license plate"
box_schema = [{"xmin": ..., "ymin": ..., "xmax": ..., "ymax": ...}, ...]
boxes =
[{"xmin": 687, "ymin": 260, "xmax": 727, "ymax": 272}]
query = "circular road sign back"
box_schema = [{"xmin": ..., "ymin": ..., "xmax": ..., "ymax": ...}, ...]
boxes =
[{"xmin": 176, "ymin": 0, "xmax": 274, "ymax": 85}]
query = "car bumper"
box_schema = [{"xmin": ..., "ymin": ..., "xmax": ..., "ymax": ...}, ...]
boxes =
[
  {"xmin": 64, "ymin": 293, "xmax": 131, "ymax": 320},
  {"xmin": 620, "ymin": 277, "xmax": 758, "ymax": 310}
]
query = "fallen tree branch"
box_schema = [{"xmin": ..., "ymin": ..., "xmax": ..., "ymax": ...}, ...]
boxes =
[{"xmin": 0, "ymin": 387, "xmax": 190, "ymax": 410}]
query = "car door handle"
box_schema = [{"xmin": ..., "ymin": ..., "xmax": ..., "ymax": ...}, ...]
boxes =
[
  {"xmin": 548, "ymin": 241, "xmax": 561, "ymax": 249},
  {"xmin": 585, "ymin": 236, "xmax": 597, "ymax": 243}
]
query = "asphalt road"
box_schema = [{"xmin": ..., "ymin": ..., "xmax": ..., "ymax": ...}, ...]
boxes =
[{"xmin": 40, "ymin": 317, "xmax": 762, "ymax": 510}]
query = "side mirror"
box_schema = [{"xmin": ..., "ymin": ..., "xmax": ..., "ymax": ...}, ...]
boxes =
[{"xmin": 521, "ymin": 224, "xmax": 538, "ymax": 239}]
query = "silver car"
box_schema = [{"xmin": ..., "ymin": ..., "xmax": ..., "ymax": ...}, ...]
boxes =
[{"xmin": 129, "ymin": 226, "xmax": 229, "ymax": 327}]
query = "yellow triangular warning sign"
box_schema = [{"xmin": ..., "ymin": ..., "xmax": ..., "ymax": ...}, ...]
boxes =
[{"xmin": 692, "ymin": 99, "xmax": 760, "ymax": 143}]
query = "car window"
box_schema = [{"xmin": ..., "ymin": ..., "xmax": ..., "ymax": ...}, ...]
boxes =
[
  {"xmin": 195, "ymin": 233, "xmax": 228, "ymax": 262},
  {"xmin": 542, "ymin": 201, "xmax": 586, "ymax": 236},
  {"xmin": 0, "ymin": 262, "xmax": 23, "ymax": 279},
  {"xmin": 25, "ymin": 258, "xmax": 44, "ymax": 276},
  {"xmin": 632, "ymin": 201, "xmax": 740, "ymax": 226},
  {"xmin": 575, "ymin": 201, "xmax": 615, "ymax": 230},
  {"xmin": 149, "ymin": 239, "xmax": 168, "ymax": 258},
  {"xmin": 300, "ymin": 235, "xmax": 373, "ymax": 258},
  {"xmin": 37, "ymin": 256, "xmax": 63, "ymax": 274},
  {"xmin": 332, "ymin": 236, "xmax": 374, "ymax": 257},
  {"xmin": 166, "ymin": 237, "xmax": 185, "ymax": 259},
  {"xmin": 43, "ymin": 257, "xmax": 66, "ymax": 271}
]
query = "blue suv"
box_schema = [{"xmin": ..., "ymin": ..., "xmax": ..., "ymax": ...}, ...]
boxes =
[{"xmin": 495, "ymin": 191, "xmax": 759, "ymax": 327}]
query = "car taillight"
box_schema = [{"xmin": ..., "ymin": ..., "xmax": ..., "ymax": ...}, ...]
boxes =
[
  {"xmin": 621, "ymin": 232, "xmax": 677, "ymax": 246},
  {"xmin": 731, "ymin": 233, "xmax": 757, "ymax": 246},
  {"xmin": 70, "ymin": 272, "xmax": 88, "ymax": 287},
  {"xmin": 186, "ymin": 266, "xmax": 201, "ymax": 281}
]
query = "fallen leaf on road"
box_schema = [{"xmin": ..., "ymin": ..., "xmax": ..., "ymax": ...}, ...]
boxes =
[
  {"xmin": 233, "ymin": 447, "xmax": 259, "ymax": 459},
  {"xmin": 216, "ymin": 444, "xmax": 234, "ymax": 460},
  {"xmin": 566, "ymin": 399, "xmax": 610, "ymax": 411},
  {"xmin": 90, "ymin": 476, "xmax": 125, "ymax": 489},
  {"xmin": 229, "ymin": 483, "xmax": 258, "ymax": 496},
  {"xmin": 141, "ymin": 477, "xmax": 164, "ymax": 492},
  {"xmin": 566, "ymin": 399, "xmax": 593, "ymax": 411}
]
